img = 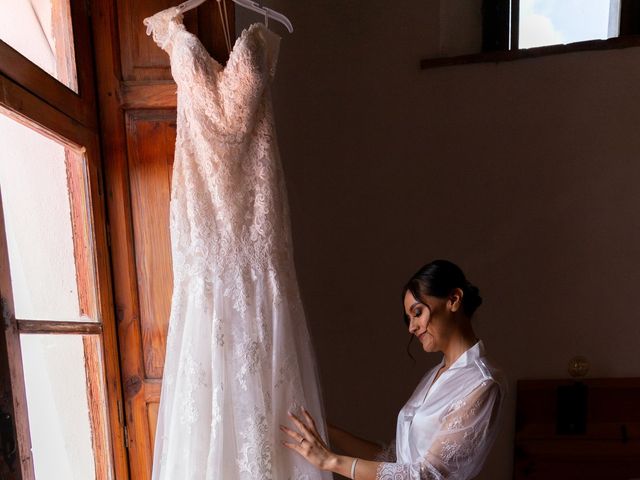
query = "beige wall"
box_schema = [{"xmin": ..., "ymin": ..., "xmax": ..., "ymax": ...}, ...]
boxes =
[{"xmin": 240, "ymin": 2, "xmax": 640, "ymax": 478}]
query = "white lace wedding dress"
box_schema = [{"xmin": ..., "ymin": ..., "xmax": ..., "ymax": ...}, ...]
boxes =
[{"xmin": 143, "ymin": 6, "xmax": 331, "ymax": 479}]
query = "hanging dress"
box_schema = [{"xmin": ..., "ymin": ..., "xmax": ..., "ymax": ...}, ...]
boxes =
[{"xmin": 142, "ymin": 6, "xmax": 331, "ymax": 480}]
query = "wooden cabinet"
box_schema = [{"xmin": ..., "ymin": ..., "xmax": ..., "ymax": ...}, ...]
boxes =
[{"xmin": 514, "ymin": 378, "xmax": 640, "ymax": 479}]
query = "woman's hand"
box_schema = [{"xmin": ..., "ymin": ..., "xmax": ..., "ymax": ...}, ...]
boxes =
[{"xmin": 280, "ymin": 407, "xmax": 337, "ymax": 471}]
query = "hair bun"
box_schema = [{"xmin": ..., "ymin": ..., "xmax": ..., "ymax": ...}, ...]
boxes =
[
  {"xmin": 462, "ymin": 281, "xmax": 482, "ymax": 316},
  {"xmin": 402, "ymin": 260, "xmax": 483, "ymax": 321}
]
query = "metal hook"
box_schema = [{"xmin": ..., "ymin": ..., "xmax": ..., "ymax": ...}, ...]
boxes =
[{"xmin": 255, "ymin": 1, "xmax": 268, "ymax": 28}]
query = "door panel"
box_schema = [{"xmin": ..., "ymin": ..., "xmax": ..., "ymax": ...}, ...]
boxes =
[{"xmin": 126, "ymin": 110, "xmax": 175, "ymax": 380}]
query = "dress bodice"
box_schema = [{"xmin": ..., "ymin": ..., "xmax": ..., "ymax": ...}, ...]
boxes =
[{"xmin": 143, "ymin": 7, "xmax": 294, "ymax": 314}]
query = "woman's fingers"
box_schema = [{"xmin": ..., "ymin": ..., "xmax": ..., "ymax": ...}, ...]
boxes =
[
  {"xmin": 280, "ymin": 411, "xmax": 335, "ymax": 471},
  {"xmin": 282, "ymin": 440, "xmax": 305, "ymax": 456},
  {"xmin": 280, "ymin": 424, "xmax": 304, "ymax": 443},
  {"xmin": 288, "ymin": 411, "xmax": 315, "ymax": 441},
  {"xmin": 280, "ymin": 423, "xmax": 314, "ymax": 460},
  {"xmin": 302, "ymin": 407, "xmax": 317, "ymax": 430},
  {"xmin": 282, "ymin": 408, "xmax": 328, "ymax": 452},
  {"xmin": 301, "ymin": 408, "xmax": 328, "ymax": 448}
]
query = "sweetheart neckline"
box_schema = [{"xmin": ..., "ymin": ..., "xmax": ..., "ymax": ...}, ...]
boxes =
[{"xmin": 160, "ymin": 5, "xmax": 280, "ymax": 71}]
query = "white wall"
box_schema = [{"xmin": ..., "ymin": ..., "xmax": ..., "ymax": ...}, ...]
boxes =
[{"xmin": 239, "ymin": 2, "xmax": 640, "ymax": 478}]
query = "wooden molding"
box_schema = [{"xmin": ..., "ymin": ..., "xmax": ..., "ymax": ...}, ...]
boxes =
[
  {"xmin": 16, "ymin": 320, "xmax": 102, "ymax": 335},
  {"xmin": 421, "ymin": 35, "xmax": 640, "ymax": 70}
]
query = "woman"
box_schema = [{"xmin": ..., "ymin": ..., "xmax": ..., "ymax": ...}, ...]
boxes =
[{"xmin": 281, "ymin": 259, "xmax": 506, "ymax": 479}]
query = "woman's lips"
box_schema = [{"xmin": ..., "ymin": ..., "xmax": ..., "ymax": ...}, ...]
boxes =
[{"xmin": 418, "ymin": 332, "xmax": 426, "ymax": 341}]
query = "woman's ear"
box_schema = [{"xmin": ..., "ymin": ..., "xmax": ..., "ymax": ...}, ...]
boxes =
[{"xmin": 448, "ymin": 288, "xmax": 464, "ymax": 313}]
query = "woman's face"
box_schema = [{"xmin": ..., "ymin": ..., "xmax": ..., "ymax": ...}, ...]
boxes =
[{"xmin": 404, "ymin": 289, "xmax": 459, "ymax": 353}]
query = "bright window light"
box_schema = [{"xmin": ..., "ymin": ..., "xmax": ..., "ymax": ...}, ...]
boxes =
[{"xmin": 519, "ymin": 0, "xmax": 621, "ymax": 49}]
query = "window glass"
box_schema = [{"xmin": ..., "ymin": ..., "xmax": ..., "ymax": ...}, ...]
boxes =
[
  {"xmin": 0, "ymin": 0, "xmax": 78, "ymax": 92},
  {"xmin": 0, "ymin": 111, "xmax": 97, "ymax": 322},
  {"xmin": 519, "ymin": 0, "xmax": 621, "ymax": 48},
  {"xmin": 20, "ymin": 334, "xmax": 101, "ymax": 480}
]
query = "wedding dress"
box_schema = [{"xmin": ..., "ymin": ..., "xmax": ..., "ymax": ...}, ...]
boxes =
[{"xmin": 142, "ymin": 6, "xmax": 331, "ymax": 479}]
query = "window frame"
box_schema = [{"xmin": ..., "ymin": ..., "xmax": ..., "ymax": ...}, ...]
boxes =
[
  {"xmin": 0, "ymin": 0, "xmax": 128, "ymax": 479},
  {"xmin": 0, "ymin": 0, "xmax": 98, "ymax": 129},
  {"xmin": 421, "ymin": 0, "xmax": 640, "ymax": 70}
]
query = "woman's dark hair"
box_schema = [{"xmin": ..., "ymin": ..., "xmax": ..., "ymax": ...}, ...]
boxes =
[{"xmin": 402, "ymin": 259, "xmax": 482, "ymax": 327}]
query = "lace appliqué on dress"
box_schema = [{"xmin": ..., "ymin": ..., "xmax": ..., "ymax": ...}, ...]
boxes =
[
  {"xmin": 237, "ymin": 408, "xmax": 273, "ymax": 479},
  {"xmin": 235, "ymin": 338, "xmax": 262, "ymax": 391},
  {"xmin": 178, "ymin": 344, "xmax": 208, "ymax": 428}
]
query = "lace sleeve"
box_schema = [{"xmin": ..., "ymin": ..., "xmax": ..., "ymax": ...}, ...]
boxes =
[
  {"xmin": 376, "ymin": 381, "xmax": 503, "ymax": 480},
  {"xmin": 142, "ymin": 6, "xmax": 185, "ymax": 53},
  {"xmin": 374, "ymin": 439, "xmax": 397, "ymax": 462}
]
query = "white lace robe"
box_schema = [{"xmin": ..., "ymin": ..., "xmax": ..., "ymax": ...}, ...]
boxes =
[
  {"xmin": 142, "ymin": 6, "xmax": 332, "ymax": 480},
  {"xmin": 375, "ymin": 341, "xmax": 506, "ymax": 480}
]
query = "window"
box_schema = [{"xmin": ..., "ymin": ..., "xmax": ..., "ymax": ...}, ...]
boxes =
[
  {"xmin": 483, "ymin": 0, "xmax": 640, "ymax": 52},
  {"xmin": 0, "ymin": 1, "xmax": 127, "ymax": 478},
  {"xmin": 518, "ymin": 0, "xmax": 620, "ymax": 49},
  {"xmin": 0, "ymin": 112, "xmax": 112, "ymax": 480},
  {"xmin": 422, "ymin": 0, "xmax": 640, "ymax": 69},
  {"xmin": 0, "ymin": 0, "xmax": 78, "ymax": 92}
]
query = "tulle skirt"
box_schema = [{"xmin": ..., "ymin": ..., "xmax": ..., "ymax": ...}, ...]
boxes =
[{"xmin": 151, "ymin": 268, "xmax": 331, "ymax": 480}]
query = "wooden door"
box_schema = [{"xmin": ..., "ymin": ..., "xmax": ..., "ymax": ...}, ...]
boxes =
[{"xmin": 89, "ymin": 1, "xmax": 233, "ymax": 478}]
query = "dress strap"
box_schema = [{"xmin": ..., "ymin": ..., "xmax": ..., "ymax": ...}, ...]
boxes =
[
  {"xmin": 256, "ymin": 24, "xmax": 281, "ymax": 80},
  {"xmin": 143, "ymin": 6, "xmax": 185, "ymax": 51}
]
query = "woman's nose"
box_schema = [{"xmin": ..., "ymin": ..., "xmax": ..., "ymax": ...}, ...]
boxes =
[{"xmin": 408, "ymin": 318, "xmax": 417, "ymax": 334}]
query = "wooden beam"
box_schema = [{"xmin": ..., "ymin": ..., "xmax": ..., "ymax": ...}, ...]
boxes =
[
  {"xmin": 422, "ymin": 34, "xmax": 640, "ymax": 69},
  {"xmin": 16, "ymin": 320, "xmax": 102, "ymax": 335}
]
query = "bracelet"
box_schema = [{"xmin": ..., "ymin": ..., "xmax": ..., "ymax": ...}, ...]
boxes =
[{"xmin": 350, "ymin": 457, "xmax": 359, "ymax": 479}]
